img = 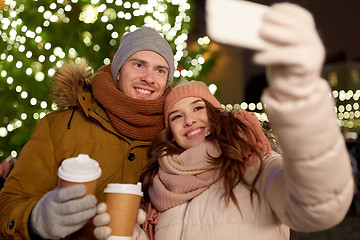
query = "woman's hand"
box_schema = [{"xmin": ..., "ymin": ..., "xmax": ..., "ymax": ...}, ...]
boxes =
[
  {"xmin": 253, "ymin": 3, "xmax": 325, "ymax": 101},
  {"xmin": 93, "ymin": 202, "xmax": 147, "ymax": 240},
  {"xmin": 93, "ymin": 203, "xmax": 111, "ymax": 240}
]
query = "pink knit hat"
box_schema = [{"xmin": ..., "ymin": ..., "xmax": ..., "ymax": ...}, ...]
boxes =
[{"xmin": 164, "ymin": 81, "xmax": 221, "ymax": 127}]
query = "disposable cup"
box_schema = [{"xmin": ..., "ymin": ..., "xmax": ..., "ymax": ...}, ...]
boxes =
[
  {"xmin": 57, "ymin": 154, "xmax": 102, "ymax": 196},
  {"xmin": 104, "ymin": 183, "xmax": 143, "ymax": 239}
]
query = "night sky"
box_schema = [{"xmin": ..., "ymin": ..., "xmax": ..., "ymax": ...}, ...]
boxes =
[{"xmin": 190, "ymin": 0, "xmax": 360, "ymax": 103}]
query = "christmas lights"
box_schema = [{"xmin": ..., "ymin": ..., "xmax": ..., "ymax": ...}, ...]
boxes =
[{"xmin": 0, "ymin": 0, "xmax": 217, "ymax": 158}]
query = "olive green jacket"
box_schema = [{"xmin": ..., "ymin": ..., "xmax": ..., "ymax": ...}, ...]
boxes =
[{"xmin": 0, "ymin": 62, "xmax": 153, "ymax": 239}]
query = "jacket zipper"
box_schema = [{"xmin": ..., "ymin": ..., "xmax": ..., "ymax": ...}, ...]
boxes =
[{"xmin": 93, "ymin": 107, "xmax": 110, "ymax": 122}]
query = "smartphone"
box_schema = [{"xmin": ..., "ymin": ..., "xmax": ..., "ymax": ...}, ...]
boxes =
[{"xmin": 205, "ymin": 0, "xmax": 275, "ymax": 51}]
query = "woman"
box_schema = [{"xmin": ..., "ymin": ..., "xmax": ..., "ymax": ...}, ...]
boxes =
[{"xmin": 93, "ymin": 3, "xmax": 354, "ymax": 240}]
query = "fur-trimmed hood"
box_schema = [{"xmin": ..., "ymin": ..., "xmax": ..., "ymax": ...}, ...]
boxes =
[{"xmin": 52, "ymin": 60, "xmax": 93, "ymax": 109}]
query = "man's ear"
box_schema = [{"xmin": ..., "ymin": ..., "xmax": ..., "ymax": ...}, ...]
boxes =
[{"xmin": 116, "ymin": 73, "xmax": 120, "ymax": 87}]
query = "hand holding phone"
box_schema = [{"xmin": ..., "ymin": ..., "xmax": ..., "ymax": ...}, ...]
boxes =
[{"xmin": 206, "ymin": 0, "xmax": 275, "ymax": 51}]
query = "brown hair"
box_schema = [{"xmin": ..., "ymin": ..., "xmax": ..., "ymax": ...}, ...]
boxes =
[{"xmin": 140, "ymin": 100, "xmax": 268, "ymax": 212}]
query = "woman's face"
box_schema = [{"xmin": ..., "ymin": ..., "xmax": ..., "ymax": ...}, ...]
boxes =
[{"xmin": 168, "ymin": 97, "xmax": 210, "ymax": 149}]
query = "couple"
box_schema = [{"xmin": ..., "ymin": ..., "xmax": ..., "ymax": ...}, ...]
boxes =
[
  {"xmin": 0, "ymin": 3, "xmax": 354, "ymax": 240},
  {"xmin": 94, "ymin": 3, "xmax": 354, "ymax": 240}
]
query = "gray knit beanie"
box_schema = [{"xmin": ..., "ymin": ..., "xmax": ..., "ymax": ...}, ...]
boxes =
[{"xmin": 111, "ymin": 27, "xmax": 175, "ymax": 88}]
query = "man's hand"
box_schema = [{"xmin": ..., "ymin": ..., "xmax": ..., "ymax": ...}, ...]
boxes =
[{"xmin": 29, "ymin": 184, "xmax": 97, "ymax": 239}]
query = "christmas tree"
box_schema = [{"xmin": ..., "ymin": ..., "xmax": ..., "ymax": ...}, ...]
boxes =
[{"xmin": 0, "ymin": 0, "xmax": 218, "ymax": 159}]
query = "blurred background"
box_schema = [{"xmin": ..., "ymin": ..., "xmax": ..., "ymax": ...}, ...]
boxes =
[{"xmin": 0, "ymin": 0, "xmax": 359, "ymax": 238}]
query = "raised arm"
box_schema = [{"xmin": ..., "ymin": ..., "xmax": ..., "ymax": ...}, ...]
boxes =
[{"xmin": 254, "ymin": 3, "xmax": 354, "ymax": 231}]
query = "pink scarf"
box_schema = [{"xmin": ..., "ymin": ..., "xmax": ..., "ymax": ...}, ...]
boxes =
[{"xmin": 150, "ymin": 141, "xmax": 223, "ymax": 211}]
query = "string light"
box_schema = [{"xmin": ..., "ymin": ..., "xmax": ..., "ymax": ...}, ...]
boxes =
[
  {"xmin": 0, "ymin": 0, "xmax": 199, "ymax": 157},
  {"xmin": 2, "ymin": 0, "xmax": 357, "ymax": 159}
]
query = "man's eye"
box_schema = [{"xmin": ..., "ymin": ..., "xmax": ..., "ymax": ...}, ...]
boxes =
[
  {"xmin": 135, "ymin": 63, "xmax": 142, "ymax": 68},
  {"xmin": 158, "ymin": 69, "xmax": 166, "ymax": 74}
]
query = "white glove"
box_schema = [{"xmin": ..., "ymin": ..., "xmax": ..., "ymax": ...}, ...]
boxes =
[
  {"xmin": 253, "ymin": 3, "xmax": 325, "ymax": 101},
  {"xmin": 93, "ymin": 202, "xmax": 147, "ymax": 240},
  {"xmin": 29, "ymin": 184, "xmax": 97, "ymax": 239}
]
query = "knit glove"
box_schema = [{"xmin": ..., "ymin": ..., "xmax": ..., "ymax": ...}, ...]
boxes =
[
  {"xmin": 93, "ymin": 202, "xmax": 147, "ymax": 240},
  {"xmin": 253, "ymin": 3, "xmax": 325, "ymax": 102},
  {"xmin": 29, "ymin": 184, "xmax": 97, "ymax": 239}
]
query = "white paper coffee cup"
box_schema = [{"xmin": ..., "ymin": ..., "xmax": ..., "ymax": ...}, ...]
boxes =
[
  {"xmin": 58, "ymin": 154, "xmax": 102, "ymax": 195},
  {"xmin": 104, "ymin": 183, "xmax": 143, "ymax": 239}
]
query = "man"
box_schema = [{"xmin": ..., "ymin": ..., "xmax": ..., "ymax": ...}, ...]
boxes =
[{"xmin": 0, "ymin": 27, "xmax": 174, "ymax": 240}]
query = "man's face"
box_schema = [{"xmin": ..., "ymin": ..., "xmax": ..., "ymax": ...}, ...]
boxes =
[{"xmin": 117, "ymin": 50, "xmax": 169, "ymax": 100}]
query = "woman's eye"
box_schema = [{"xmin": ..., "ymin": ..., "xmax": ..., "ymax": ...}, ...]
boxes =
[
  {"xmin": 194, "ymin": 106, "xmax": 204, "ymax": 111},
  {"xmin": 171, "ymin": 115, "xmax": 182, "ymax": 121}
]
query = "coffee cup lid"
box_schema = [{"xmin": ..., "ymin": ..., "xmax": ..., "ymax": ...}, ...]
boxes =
[
  {"xmin": 104, "ymin": 182, "xmax": 143, "ymax": 197},
  {"xmin": 58, "ymin": 154, "xmax": 102, "ymax": 182}
]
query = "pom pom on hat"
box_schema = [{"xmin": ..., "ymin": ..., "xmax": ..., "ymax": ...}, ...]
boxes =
[
  {"xmin": 111, "ymin": 27, "xmax": 175, "ymax": 88},
  {"xmin": 164, "ymin": 81, "xmax": 221, "ymax": 127}
]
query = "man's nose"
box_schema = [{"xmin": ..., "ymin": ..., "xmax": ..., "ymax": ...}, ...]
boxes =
[{"xmin": 141, "ymin": 69, "xmax": 155, "ymax": 84}]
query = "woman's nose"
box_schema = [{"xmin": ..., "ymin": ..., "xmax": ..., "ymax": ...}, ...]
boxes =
[{"xmin": 184, "ymin": 116, "xmax": 196, "ymax": 127}]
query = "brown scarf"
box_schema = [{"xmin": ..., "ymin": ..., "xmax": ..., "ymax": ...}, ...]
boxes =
[{"xmin": 92, "ymin": 65, "xmax": 171, "ymax": 140}]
